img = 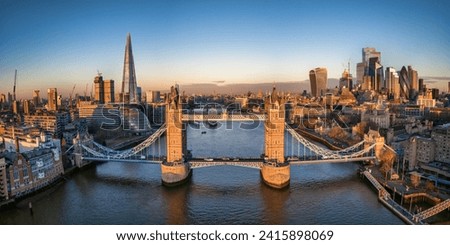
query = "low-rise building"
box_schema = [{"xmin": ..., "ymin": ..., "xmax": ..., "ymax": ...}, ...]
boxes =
[
  {"xmin": 23, "ymin": 111, "xmax": 70, "ymax": 138},
  {"xmin": 432, "ymin": 123, "xmax": 450, "ymax": 164},
  {"xmin": 0, "ymin": 158, "xmax": 8, "ymax": 200},
  {"xmin": 0, "ymin": 138, "xmax": 63, "ymax": 199}
]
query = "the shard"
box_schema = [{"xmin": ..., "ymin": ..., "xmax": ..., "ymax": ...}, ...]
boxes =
[{"xmin": 121, "ymin": 33, "xmax": 138, "ymax": 104}]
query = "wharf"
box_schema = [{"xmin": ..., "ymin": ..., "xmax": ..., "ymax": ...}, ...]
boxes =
[{"xmin": 362, "ymin": 170, "xmax": 423, "ymax": 225}]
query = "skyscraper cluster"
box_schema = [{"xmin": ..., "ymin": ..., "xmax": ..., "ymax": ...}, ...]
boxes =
[
  {"xmin": 357, "ymin": 48, "xmax": 383, "ymax": 91},
  {"xmin": 354, "ymin": 47, "xmax": 424, "ymax": 102}
]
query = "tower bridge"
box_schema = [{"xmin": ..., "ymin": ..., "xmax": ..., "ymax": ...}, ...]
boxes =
[{"xmin": 75, "ymin": 86, "xmax": 385, "ymax": 189}]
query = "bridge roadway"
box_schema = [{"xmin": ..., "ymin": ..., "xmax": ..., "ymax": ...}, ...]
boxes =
[
  {"xmin": 289, "ymin": 156, "xmax": 376, "ymax": 165},
  {"xmin": 181, "ymin": 114, "xmax": 266, "ymax": 121},
  {"xmin": 82, "ymin": 156, "xmax": 375, "ymax": 167},
  {"xmin": 189, "ymin": 158, "xmax": 263, "ymax": 169}
]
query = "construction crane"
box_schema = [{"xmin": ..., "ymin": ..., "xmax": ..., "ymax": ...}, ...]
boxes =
[{"xmin": 13, "ymin": 69, "xmax": 17, "ymax": 101}]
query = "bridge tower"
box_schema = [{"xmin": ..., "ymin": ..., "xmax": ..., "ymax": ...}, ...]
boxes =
[
  {"xmin": 261, "ymin": 86, "xmax": 290, "ymax": 188},
  {"xmin": 161, "ymin": 85, "xmax": 191, "ymax": 186},
  {"xmin": 364, "ymin": 129, "xmax": 386, "ymax": 164}
]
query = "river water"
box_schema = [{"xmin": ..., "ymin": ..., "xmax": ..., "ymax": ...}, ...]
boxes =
[{"xmin": 0, "ymin": 122, "xmax": 403, "ymax": 224}]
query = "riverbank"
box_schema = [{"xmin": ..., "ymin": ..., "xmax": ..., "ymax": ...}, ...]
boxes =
[
  {"xmin": 0, "ymin": 159, "xmax": 91, "ymax": 211},
  {"xmin": 0, "ymin": 173, "xmax": 65, "ymax": 211},
  {"xmin": 360, "ymin": 169, "xmax": 421, "ymax": 225},
  {"xmin": 361, "ymin": 166, "xmax": 450, "ymax": 224}
]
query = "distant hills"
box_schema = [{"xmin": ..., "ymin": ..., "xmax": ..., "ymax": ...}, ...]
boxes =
[{"xmin": 178, "ymin": 79, "xmax": 339, "ymax": 95}]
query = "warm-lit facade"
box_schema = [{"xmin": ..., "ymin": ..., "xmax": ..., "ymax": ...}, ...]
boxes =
[{"xmin": 309, "ymin": 67, "xmax": 327, "ymax": 97}]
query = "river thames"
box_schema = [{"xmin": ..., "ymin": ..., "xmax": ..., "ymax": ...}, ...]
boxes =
[{"xmin": 0, "ymin": 122, "xmax": 403, "ymax": 224}]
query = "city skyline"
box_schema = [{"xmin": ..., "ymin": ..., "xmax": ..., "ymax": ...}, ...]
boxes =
[{"xmin": 1, "ymin": 0, "xmax": 450, "ymax": 98}]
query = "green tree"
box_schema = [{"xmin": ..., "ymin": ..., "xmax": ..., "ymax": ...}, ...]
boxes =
[{"xmin": 410, "ymin": 173, "xmax": 421, "ymax": 189}]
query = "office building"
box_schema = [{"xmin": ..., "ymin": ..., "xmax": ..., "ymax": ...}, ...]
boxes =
[
  {"xmin": 137, "ymin": 86, "xmax": 142, "ymax": 103},
  {"xmin": 431, "ymin": 124, "xmax": 450, "ymax": 164},
  {"xmin": 23, "ymin": 111, "xmax": 70, "ymax": 138},
  {"xmin": 104, "ymin": 79, "xmax": 115, "ymax": 103},
  {"xmin": 408, "ymin": 66, "xmax": 419, "ymax": 100},
  {"xmin": 416, "ymin": 90, "xmax": 436, "ymax": 108},
  {"xmin": 47, "ymin": 88, "xmax": 58, "ymax": 111},
  {"xmin": 12, "ymin": 100, "xmax": 20, "ymax": 114},
  {"xmin": 121, "ymin": 33, "xmax": 138, "ymax": 104},
  {"xmin": 0, "ymin": 137, "xmax": 64, "ymax": 199},
  {"xmin": 432, "ymin": 88, "xmax": 439, "ymax": 99},
  {"xmin": 356, "ymin": 63, "xmax": 365, "ymax": 85},
  {"xmin": 356, "ymin": 47, "xmax": 381, "ymax": 87},
  {"xmin": 385, "ymin": 67, "xmax": 400, "ymax": 100},
  {"xmin": 419, "ymin": 78, "xmax": 424, "ymax": 93},
  {"xmin": 309, "ymin": 67, "xmax": 327, "ymax": 97},
  {"xmin": 7, "ymin": 93, "xmax": 12, "ymax": 105},
  {"xmin": 339, "ymin": 69, "xmax": 353, "ymax": 90},
  {"xmin": 94, "ymin": 75, "xmax": 115, "ymax": 104},
  {"xmin": 94, "ymin": 74, "xmax": 104, "ymax": 104},
  {"xmin": 405, "ymin": 136, "xmax": 436, "ymax": 170},
  {"xmin": 23, "ymin": 100, "xmax": 30, "ymax": 115},
  {"xmin": 0, "ymin": 158, "xmax": 7, "ymax": 200},
  {"xmin": 367, "ymin": 57, "xmax": 383, "ymax": 91},
  {"xmin": 398, "ymin": 66, "xmax": 411, "ymax": 100},
  {"xmin": 32, "ymin": 90, "xmax": 41, "ymax": 107},
  {"xmin": 146, "ymin": 90, "xmax": 161, "ymax": 103}
]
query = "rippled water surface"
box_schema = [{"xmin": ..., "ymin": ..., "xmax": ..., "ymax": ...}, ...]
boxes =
[{"xmin": 0, "ymin": 122, "xmax": 403, "ymax": 224}]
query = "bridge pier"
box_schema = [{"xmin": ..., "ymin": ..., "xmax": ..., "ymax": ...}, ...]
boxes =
[
  {"xmin": 261, "ymin": 86, "xmax": 289, "ymax": 189},
  {"xmin": 161, "ymin": 161, "xmax": 192, "ymax": 186},
  {"xmin": 260, "ymin": 162, "xmax": 290, "ymax": 188},
  {"xmin": 162, "ymin": 85, "xmax": 191, "ymax": 187}
]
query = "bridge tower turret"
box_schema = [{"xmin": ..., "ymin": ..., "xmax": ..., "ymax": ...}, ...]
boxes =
[
  {"xmin": 161, "ymin": 85, "xmax": 191, "ymax": 186},
  {"xmin": 261, "ymin": 86, "xmax": 290, "ymax": 188},
  {"xmin": 364, "ymin": 129, "xmax": 386, "ymax": 164}
]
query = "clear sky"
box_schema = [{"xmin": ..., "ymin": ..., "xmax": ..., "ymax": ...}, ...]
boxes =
[{"xmin": 1, "ymin": 0, "xmax": 450, "ymax": 98}]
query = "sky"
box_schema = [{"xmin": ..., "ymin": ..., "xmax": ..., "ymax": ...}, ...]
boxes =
[{"xmin": 1, "ymin": 0, "xmax": 450, "ymax": 98}]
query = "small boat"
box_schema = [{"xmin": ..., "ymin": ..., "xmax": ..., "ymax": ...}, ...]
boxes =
[
  {"xmin": 204, "ymin": 158, "xmax": 214, "ymax": 162},
  {"xmin": 209, "ymin": 121, "xmax": 218, "ymax": 126}
]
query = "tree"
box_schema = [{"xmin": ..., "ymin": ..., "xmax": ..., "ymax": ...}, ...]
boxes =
[
  {"xmin": 380, "ymin": 162, "xmax": 391, "ymax": 181},
  {"xmin": 410, "ymin": 173, "xmax": 421, "ymax": 189},
  {"xmin": 425, "ymin": 180, "xmax": 436, "ymax": 192},
  {"xmin": 378, "ymin": 147, "xmax": 396, "ymax": 180}
]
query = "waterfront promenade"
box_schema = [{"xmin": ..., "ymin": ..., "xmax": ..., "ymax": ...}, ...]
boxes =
[{"xmin": 362, "ymin": 170, "xmax": 422, "ymax": 224}]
